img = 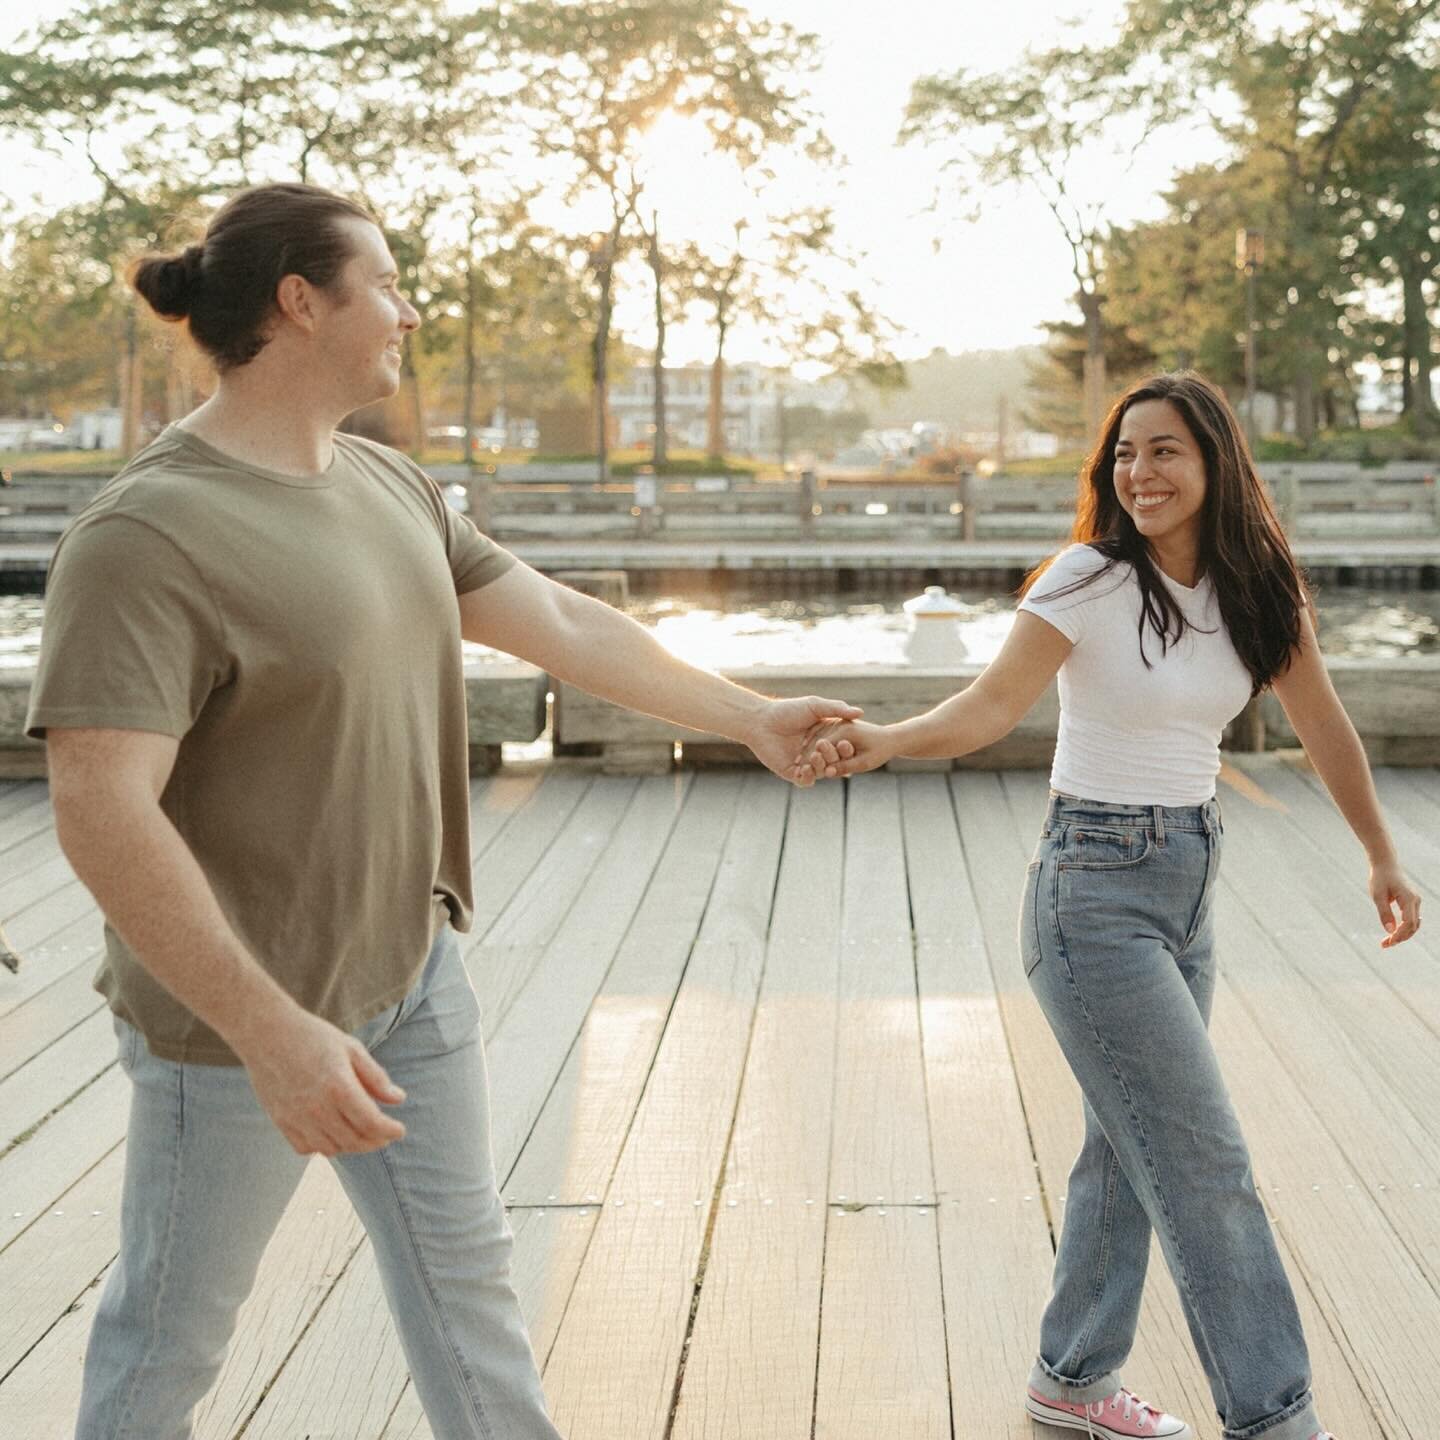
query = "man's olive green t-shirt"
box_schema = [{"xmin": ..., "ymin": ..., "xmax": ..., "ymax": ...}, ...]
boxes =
[{"xmin": 25, "ymin": 426, "xmax": 517, "ymax": 1064}]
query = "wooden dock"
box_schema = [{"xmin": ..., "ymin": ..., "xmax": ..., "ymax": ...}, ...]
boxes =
[{"xmin": 2, "ymin": 756, "xmax": 1439, "ymax": 1438}]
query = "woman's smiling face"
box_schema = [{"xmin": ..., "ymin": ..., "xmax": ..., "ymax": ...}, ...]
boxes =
[{"xmin": 1112, "ymin": 398, "xmax": 1208, "ymax": 559}]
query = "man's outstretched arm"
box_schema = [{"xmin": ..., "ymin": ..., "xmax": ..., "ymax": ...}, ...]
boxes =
[{"xmin": 458, "ymin": 562, "xmax": 862, "ymax": 782}]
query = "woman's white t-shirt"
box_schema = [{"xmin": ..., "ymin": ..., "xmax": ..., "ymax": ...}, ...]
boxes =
[{"xmin": 1017, "ymin": 543, "xmax": 1254, "ymax": 806}]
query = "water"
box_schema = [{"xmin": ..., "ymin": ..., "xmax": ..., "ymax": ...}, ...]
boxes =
[{"xmin": 5, "ymin": 586, "xmax": 1439, "ymax": 671}]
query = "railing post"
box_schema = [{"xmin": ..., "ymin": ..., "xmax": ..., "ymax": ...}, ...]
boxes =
[
  {"xmin": 956, "ymin": 465, "xmax": 976, "ymax": 542},
  {"xmin": 464, "ymin": 465, "xmax": 494, "ymax": 533},
  {"xmin": 799, "ymin": 468, "xmax": 817, "ymax": 535},
  {"xmin": 633, "ymin": 466, "xmax": 659, "ymax": 537},
  {"xmin": 1271, "ymin": 465, "xmax": 1300, "ymax": 533}
]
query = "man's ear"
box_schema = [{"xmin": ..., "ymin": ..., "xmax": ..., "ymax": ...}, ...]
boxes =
[{"xmin": 273, "ymin": 273, "xmax": 319, "ymax": 335}]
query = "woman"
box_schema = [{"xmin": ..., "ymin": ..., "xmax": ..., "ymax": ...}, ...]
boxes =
[{"xmin": 801, "ymin": 372, "xmax": 1421, "ymax": 1440}]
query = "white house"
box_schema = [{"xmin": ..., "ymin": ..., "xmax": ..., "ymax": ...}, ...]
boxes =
[
  {"xmin": 609, "ymin": 362, "xmax": 784, "ymax": 454},
  {"xmin": 74, "ymin": 409, "xmax": 124, "ymax": 450}
]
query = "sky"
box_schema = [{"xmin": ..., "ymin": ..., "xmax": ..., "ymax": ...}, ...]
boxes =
[{"xmin": 0, "ymin": 0, "xmax": 1233, "ymax": 364}]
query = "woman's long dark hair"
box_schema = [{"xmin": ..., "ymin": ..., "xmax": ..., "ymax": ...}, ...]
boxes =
[{"xmin": 1020, "ymin": 372, "xmax": 1308, "ymax": 695}]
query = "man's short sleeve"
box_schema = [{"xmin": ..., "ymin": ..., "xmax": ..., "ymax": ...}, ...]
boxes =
[
  {"xmin": 25, "ymin": 515, "xmax": 229, "ymax": 740},
  {"xmin": 441, "ymin": 500, "xmax": 517, "ymax": 596},
  {"xmin": 1017, "ymin": 544, "xmax": 1114, "ymax": 646}
]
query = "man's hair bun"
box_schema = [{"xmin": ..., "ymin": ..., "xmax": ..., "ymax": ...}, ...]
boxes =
[{"xmin": 131, "ymin": 243, "xmax": 205, "ymax": 320}]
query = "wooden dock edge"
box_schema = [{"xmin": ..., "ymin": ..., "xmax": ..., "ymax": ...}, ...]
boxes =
[
  {"xmin": 0, "ymin": 661, "xmax": 550, "ymax": 779},
  {"xmin": 4, "ymin": 657, "xmax": 1439, "ymax": 779},
  {"xmin": 555, "ymin": 658, "xmax": 1440, "ymax": 773}
]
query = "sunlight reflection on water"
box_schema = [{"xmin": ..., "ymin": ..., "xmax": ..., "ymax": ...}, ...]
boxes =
[{"xmin": 3, "ymin": 588, "xmax": 1438, "ymax": 671}]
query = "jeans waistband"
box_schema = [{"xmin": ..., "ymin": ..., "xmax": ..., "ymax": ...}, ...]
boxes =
[{"xmin": 1044, "ymin": 790, "xmax": 1220, "ymax": 841}]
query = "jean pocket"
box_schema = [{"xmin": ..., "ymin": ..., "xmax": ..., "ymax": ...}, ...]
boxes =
[
  {"xmin": 1056, "ymin": 826, "xmax": 1155, "ymax": 871},
  {"xmin": 388, "ymin": 947, "xmax": 482, "ymax": 1060},
  {"xmin": 1020, "ymin": 861, "xmax": 1045, "ymax": 976}
]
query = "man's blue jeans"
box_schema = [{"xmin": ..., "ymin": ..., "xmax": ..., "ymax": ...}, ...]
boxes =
[
  {"xmin": 76, "ymin": 928, "xmax": 562, "ymax": 1440},
  {"xmin": 1022, "ymin": 792, "xmax": 1323, "ymax": 1440}
]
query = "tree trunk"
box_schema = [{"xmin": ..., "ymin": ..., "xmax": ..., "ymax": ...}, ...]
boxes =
[
  {"xmin": 462, "ymin": 250, "xmax": 478, "ymax": 466},
  {"xmin": 707, "ymin": 314, "xmax": 728, "ymax": 461},
  {"xmin": 164, "ymin": 337, "xmax": 193, "ymax": 423},
  {"xmin": 120, "ymin": 303, "xmax": 142, "ymax": 458},
  {"xmin": 406, "ymin": 356, "xmax": 426, "ymax": 455},
  {"xmin": 593, "ymin": 248, "xmax": 615, "ymax": 482},
  {"xmin": 1293, "ymin": 368, "xmax": 1317, "ymax": 445},
  {"xmin": 648, "ymin": 218, "xmax": 667, "ymax": 468},
  {"xmin": 1401, "ymin": 263, "xmax": 1438, "ymax": 434},
  {"xmin": 1078, "ymin": 290, "xmax": 1107, "ymax": 443}
]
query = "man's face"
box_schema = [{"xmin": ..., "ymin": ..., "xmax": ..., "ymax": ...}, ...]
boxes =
[{"xmin": 313, "ymin": 218, "xmax": 421, "ymax": 408}]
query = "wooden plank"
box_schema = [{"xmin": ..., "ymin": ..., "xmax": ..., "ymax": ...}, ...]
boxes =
[
  {"xmin": 0, "ymin": 955, "xmax": 105, "ymax": 1082},
  {"xmin": 808, "ymin": 774, "xmax": 949, "ymax": 1438},
  {"xmin": 663, "ymin": 782, "xmax": 845, "ymax": 1440},
  {"xmin": 1216, "ymin": 763, "xmax": 1440, "ymax": 1104},
  {"xmin": 0, "ymin": 908, "xmax": 103, "ymax": 1020},
  {"xmin": 504, "ymin": 776, "xmax": 770, "ymax": 1206},
  {"xmin": 0, "ymin": 790, "xmax": 54, "ymax": 852},
  {"xmin": 542, "ymin": 775, "xmax": 788, "ymax": 1440},
  {"xmin": 485, "ymin": 772, "xmax": 704, "ymax": 1182},
  {"xmin": 0, "ymin": 1145, "xmax": 124, "ymax": 1383},
  {"xmin": 814, "ymin": 1206, "xmax": 950, "ymax": 1440},
  {"xmin": 1226, "ymin": 760, "xmax": 1440, "ymax": 1023},
  {"xmin": 0, "ymin": 1007, "xmax": 115, "ymax": 1150},
  {"xmin": 466, "ymin": 770, "xmax": 544, "ymax": 859},
  {"xmin": 461, "ymin": 772, "xmax": 593, "ymax": 956},
  {"xmin": 0, "ymin": 1068, "xmax": 127, "ymax": 1253},
  {"xmin": 0, "ymin": 781, "xmax": 47, "ymax": 826},
  {"xmin": 1202, "ymin": 947, "xmax": 1426, "ymax": 1438},
  {"xmin": 2, "ymin": 880, "xmax": 97, "ymax": 958},
  {"xmin": 469, "ymin": 778, "xmax": 640, "ymax": 1034},
  {"xmin": 0, "ymin": 826, "xmax": 63, "ymax": 889},
  {"xmin": 828, "ymin": 773, "xmax": 933, "ymax": 1204},
  {"xmin": 899, "ymin": 774, "xmax": 1053, "ymax": 1435}
]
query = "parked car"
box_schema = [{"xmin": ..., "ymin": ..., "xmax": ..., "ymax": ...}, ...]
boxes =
[{"xmin": 26, "ymin": 424, "xmax": 73, "ymax": 451}]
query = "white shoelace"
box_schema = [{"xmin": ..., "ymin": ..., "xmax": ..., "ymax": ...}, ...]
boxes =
[{"xmin": 1085, "ymin": 1390, "xmax": 1159, "ymax": 1437}]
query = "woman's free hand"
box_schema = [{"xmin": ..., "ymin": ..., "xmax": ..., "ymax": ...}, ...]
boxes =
[
  {"xmin": 1370, "ymin": 858, "xmax": 1422, "ymax": 948},
  {"xmin": 798, "ymin": 719, "xmax": 902, "ymax": 780}
]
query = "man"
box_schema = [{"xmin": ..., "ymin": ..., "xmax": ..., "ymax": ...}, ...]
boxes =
[{"xmin": 28, "ymin": 182, "xmax": 860, "ymax": 1439}]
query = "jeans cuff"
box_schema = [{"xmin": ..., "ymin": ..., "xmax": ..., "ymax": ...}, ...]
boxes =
[
  {"xmin": 1028, "ymin": 1357, "xmax": 1123, "ymax": 1405},
  {"xmin": 1224, "ymin": 1392, "xmax": 1320, "ymax": 1440}
]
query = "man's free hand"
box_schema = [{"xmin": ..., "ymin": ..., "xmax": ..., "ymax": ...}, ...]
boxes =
[
  {"xmin": 741, "ymin": 695, "xmax": 864, "ymax": 785},
  {"xmin": 236, "ymin": 1007, "xmax": 408, "ymax": 1157}
]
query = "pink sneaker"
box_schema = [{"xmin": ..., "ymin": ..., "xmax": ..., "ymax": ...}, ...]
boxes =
[{"xmin": 1026, "ymin": 1384, "xmax": 1194, "ymax": 1439}]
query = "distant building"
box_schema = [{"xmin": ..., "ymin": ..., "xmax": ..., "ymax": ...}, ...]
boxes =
[
  {"xmin": 74, "ymin": 409, "xmax": 123, "ymax": 450},
  {"xmin": 610, "ymin": 362, "xmax": 785, "ymax": 454}
]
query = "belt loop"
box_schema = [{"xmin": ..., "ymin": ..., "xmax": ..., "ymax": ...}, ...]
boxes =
[
  {"xmin": 1042, "ymin": 792, "xmax": 1057, "ymax": 837},
  {"xmin": 1153, "ymin": 804, "xmax": 1166, "ymax": 846}
]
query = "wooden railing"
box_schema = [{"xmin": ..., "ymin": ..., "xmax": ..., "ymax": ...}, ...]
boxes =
[{"xmin": 4, "ymin": 463, "xmax": 1439, "ymax": 544}]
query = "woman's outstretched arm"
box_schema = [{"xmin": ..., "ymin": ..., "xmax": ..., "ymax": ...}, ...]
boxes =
[
  {"xmin": 1270, "ymin": 611, "xmax": 1422, "ymax": 948},
  {"xmin": 804, "ymin": 611, "xmax": 1073, "ymax": 778}
]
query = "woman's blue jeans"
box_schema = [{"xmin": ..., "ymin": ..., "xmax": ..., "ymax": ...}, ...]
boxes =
[
  {"xmin": 1022, "ymin": 792, "xmax": 1323, "ymax": 1440},
  {"xmin": 75, "ymin": 928, "xmax": 562, "ymax": 1440}
]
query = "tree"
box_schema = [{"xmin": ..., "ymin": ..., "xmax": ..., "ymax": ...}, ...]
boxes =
[
  {"xmin": 675, "ymin": 205, "xmax": 837, "ymax": 459},
  {"xmin": 1114, "ymin": 0, "xmax": 1440, "ymax": 438},
  {"xmin": 1332, "ymin": 52, "xmax": 1440, "ymax": 430},
  {"xmin": 511, "ymin": 0, "xmax": 827, "ymax": 477},
  {"xmin": 904, "ymin": 43, "xmax": 1162, "ymax": 441}
]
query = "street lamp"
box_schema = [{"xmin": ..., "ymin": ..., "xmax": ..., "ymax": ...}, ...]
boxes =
[{"xmin": 1235, "ymin": 228, "xmax": 1265, "ymax": 452}]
